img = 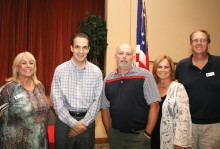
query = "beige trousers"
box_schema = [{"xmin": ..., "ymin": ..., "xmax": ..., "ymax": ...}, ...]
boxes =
[{"xmin": 192, "ymin": 123, "xmax": 220, "ymax": 149}]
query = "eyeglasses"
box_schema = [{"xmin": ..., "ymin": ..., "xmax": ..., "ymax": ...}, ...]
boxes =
[{"xmin": 192, "ymin": 38, "xmax": 207, "ymax": 43}]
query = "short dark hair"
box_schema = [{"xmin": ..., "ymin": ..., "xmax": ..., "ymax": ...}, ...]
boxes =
[
  {"xmin": 190, "ymin": 29, "xmax": 211, "ymax": 44},
  {"xmin": 71, "ymin": 33, "xmax": 89, "ymax": 46}
]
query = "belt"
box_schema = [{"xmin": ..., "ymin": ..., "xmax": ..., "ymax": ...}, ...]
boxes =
[
  {"xmin": 112, "ymin": 126, "xmax": 145, "ymax": 134},
  {"xmin": 69, "ymin": 111, "xmax": 87, "ymax": 117}
]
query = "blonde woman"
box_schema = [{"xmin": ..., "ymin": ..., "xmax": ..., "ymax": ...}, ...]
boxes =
[{"xmin": 0, "ymin": 52, "xmax": 50, "ymax": 149}]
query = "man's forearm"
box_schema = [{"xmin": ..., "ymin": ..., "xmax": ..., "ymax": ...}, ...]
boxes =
[
  {"xmin": 146, "ymin": 102, "xmax": 160, "ymax": 134},
  {"xmin": 101, "ymin": 108, "xmax": 111, "ymax": 132}
]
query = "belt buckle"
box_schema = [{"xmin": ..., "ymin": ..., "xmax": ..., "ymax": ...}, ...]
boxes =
[
  {"xmin": 75, "ymin": 112, "xmax": 81, "ymax": 117},
  {"xmin": 69, "ymin": 111, "xmax": 86, "ymax": 117}
]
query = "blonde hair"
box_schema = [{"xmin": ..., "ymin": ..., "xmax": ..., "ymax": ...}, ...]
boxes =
[
  {"xmin": 6, "ymin": 52, "xmax": 40, "ymax": 85},
  {"xmin": 152, "ymin": 55, "xmax": 176, "ymax": 83}
]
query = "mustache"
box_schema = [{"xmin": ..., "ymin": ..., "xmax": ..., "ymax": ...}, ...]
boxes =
[{"xmin": 120, "ymin": 60, "xmax": 128, "ymax": 63}]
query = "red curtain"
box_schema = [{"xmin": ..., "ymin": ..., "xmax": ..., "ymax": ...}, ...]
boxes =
[{"xmin": 0, "ymin": 0, "xmax": 105, "ymax": 94}]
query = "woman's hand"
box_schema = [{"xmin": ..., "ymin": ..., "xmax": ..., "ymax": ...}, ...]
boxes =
[{"xmin": 174, "ymin": 145, "xmax": 184, "ymax": 149}]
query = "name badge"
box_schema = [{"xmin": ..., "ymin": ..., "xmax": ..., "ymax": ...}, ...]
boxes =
[
  {"xmin": 206, "ymin": 72, "xmax": 215, "ymax": 77},
  {"xmin": 14, "ymin": 93, "xmax": 24, "ymax": 100}
]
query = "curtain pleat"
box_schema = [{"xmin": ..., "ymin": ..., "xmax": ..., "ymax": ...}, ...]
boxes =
[{"xmin": 0, "ymin": 0, "xmax": 105, "ymax": 94}]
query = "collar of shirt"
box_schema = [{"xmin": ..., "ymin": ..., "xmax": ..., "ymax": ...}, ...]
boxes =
[
  {"xmin": 115, "ymin": 65, "xmax": 137, "ymax": 76},
  {"xmin": 70, "ymin": 59, "xmax": 88, "ymax": 72},
  {"xmin": 189, "ymin": 53, "xmax": 213, "ymax": 70}
]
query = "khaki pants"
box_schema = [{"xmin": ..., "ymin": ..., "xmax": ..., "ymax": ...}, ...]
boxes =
[{"xmin": 192, "ymin": 123, "xmax": 220, "ymax": 149}]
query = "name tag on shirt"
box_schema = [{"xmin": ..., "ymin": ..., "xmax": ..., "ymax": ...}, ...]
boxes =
[
  {"xmin": 14, "ymin": 93, "xmax": 24, "ymax": 100},
  {"xmin": 206, "ymin": 72, "xmax": 215, "ymax": 77}
]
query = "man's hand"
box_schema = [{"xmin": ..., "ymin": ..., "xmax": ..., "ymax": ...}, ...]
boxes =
[
  {"xmin": 145, "ymin": 136, "xmax": 151, "ymax": 142},
  {"xmin": 69, "ymin": 121, "xmax": 88, "ymax": 137}
]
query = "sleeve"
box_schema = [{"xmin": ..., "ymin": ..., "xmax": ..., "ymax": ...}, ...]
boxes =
[
  {"xmin": 173, "ymin": 83, "xmax": 192, "ymax": 148},
  {"xmin": 143, "ymin": 71, "xmax": 161, "ymax": 104},
  {"xmin": 100, "ymin": 78, "xmax": 110, "ymax": 109},
  {"xmin": 175, "ymin": 63, "xmax": 180, "ymax": 79},
  {"xmin": 0, "ymin": 85, "xmax": 10, "ymax": 116}
]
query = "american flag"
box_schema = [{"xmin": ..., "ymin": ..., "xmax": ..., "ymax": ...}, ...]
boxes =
[{"xmin": 136, "ymin": 0, "xmax": 149, "ymax": 70}]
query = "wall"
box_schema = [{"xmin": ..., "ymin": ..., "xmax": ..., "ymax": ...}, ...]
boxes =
[
  {"xmin": 95, "ymin": 0, "xmax": 220, "ymax": 138},
  {"xmin": 105, "ymin": 0, "xmax": 220, "ymax": 75},
  {"xmin": 147, "ymin": 0, "xmax": 220, "ymax": 63}
]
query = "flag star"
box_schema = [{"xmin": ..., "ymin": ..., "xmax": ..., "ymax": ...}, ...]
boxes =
[
  {"xmin": 142, "ymin": 41, "xmax": 145, "ymax": 45},
  {"xmin": 141, "ymin": 32, "xmax": 145, "ymax": 36}
]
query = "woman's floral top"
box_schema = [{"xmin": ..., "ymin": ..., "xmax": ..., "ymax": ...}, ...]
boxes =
[
  {"xmin": 160, "ymin": 81, "xmax": 192, "ymax": 149},
  {"xmin": 0, "ymin": 81, "xmax": 50, "ymax": 149}
]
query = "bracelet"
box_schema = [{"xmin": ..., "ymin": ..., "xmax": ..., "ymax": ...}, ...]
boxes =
[{"xmin": 144, "ymin": 130, "xmax": 151, "ymax": 138}]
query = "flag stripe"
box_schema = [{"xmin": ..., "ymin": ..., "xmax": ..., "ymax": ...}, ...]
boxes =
[{"xmin": 136, "ymin": 0, "xmax": 149, "ymax": 70}]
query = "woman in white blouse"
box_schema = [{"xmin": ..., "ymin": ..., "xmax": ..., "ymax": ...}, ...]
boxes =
[{"xmin": 152, "ymin": 55, "xmax": 192, "ymax": 149}]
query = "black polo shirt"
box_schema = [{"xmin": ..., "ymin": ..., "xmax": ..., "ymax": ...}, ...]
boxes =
[
  {"xmin": 176, "ymin": 54, "xmax": 220, "ymax": 124},
  {"xmin": 102, "ymin": 66, "xmax": 161, "ymax": 130}
]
